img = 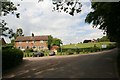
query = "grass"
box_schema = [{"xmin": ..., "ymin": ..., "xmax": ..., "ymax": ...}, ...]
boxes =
[{"xmin": 62, "ymin": 42, "xmax": 115, "ymax": 48}]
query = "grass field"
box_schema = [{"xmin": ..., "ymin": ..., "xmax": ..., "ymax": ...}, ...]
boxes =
[{"xmin": 62, "ymin": 42, "xmax": 116, "ymax": 48}]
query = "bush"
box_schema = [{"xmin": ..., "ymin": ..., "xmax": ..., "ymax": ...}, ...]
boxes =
[
  {"xmin": 75, "ymin": 48, "xmax": 80, "ymax": 54},
  {"xmin": 24, "ymin": 48, "xmax": 33, "ymax": 53},
  {"xmin": 67, "ymin": 50, "xmax": 74, "ymax": 55},
  {"xmin": 2, "ymin": 46, "xmax": 23, "ymax": 71}
]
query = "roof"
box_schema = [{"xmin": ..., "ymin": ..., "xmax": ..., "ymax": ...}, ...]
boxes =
[
  {"xmin": 15, "ymin": 36, "xmax": 49, "ymax": 42},
  {"xmin": 51, "ymin": 45, "xmax": 59, "ymax": 50}
]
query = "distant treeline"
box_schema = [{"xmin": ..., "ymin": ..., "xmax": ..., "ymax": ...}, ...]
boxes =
[{"xmin": 83, "ymin": 36, "xmax": 110, "ymax": 43}]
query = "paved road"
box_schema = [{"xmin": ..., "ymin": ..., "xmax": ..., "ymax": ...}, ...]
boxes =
[{"xmin": 3, "ymin": 48, "xmax": 119, "ymax": 78}]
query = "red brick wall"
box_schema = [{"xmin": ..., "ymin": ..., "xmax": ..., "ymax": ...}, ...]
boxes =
[{"xmin": 15, "ymin": 40, "xmax": 48, "ymax": 49}]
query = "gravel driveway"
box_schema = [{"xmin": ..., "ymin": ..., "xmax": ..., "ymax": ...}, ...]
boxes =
[{"xmin": 2, "ymin": 48, "xmax": 119, "ymax": 78}]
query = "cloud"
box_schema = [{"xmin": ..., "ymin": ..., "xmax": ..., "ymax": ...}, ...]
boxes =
[{"xmin": 1, "ymin": 0, "xmax": 104, "ymax": 44}]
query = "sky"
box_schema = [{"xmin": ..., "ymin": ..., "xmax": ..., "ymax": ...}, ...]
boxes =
[{"xmin": 1, "ymin": 0, "xmax": 105, "ymax": 44}]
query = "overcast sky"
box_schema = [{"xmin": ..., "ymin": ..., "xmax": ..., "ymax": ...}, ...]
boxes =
[{"xmin": 2, "ymin": 0, "xmax": 105, "ymax": 44}]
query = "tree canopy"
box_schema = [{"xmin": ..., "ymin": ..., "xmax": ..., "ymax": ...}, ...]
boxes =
[
  {"xmin": 48, "ymin": 35, "xmax": 62, "ymax": 50},
  {"xmin": 0, "ymin": 0, "xmax": 20, "ymax": 39},
  {"xmin": 51, "ymin": 0, "xmax": 82, "ymax": 16},
  {"xmin": 85, "ymin": 2, "xmax": 120, "ymax": 43}
]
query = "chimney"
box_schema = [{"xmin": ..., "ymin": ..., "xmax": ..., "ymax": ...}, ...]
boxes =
[{"xmin": 32, "ymin": 33, "xmax": 34, "ymax": 37}]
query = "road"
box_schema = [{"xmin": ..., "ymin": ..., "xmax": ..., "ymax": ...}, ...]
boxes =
[{"xmin": 2, "ymin": 48, "xmax": 119, "ymax": 78}]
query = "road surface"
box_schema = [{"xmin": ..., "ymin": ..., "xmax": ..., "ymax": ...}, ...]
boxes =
[{"xmin": 2, "ymin": 48, "xmax": 119, "ymax": 78}]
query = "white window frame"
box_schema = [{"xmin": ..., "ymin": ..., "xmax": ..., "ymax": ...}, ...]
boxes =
[
  {"xmin": 26, "ymin": 46, "xmax": 29, "ymax": 49},
  {"xmin": 26, "ymin": 41, "xmax": 29, "ymax": 43},
  {"xmin": 19, "ymin": 41, "xmax": 21, "ymax": 44},
  {"xmin": 40, "ymin": 40, "xmax": 44, "ymax": 43}
]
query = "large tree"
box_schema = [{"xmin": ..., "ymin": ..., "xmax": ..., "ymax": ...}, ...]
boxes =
[
  {"xmin": 47, "ymin": 35, "xmax": 62, "ymax": 50},
  {"xmin": 0, "ymin": 0, "xmax": 20, "ymax": 39},
  {"xmin": 85, "ymin": 2, "xmax": 120, "ymax": 44},
  {"xmin": 52, "ymin": 38, "xmax": 62, "ymax": 47},
  {"xmin": 48, "ymin": 35, "xmax": 53, "ymax": 50},
  {"xmin": 14, "ymin": 28, "xmax": 24, "ymax": 39}
]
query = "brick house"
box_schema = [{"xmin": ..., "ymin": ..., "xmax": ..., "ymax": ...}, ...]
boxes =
[{"xmin": 15, "ymin": 35, "xmax": 49, "ymax": 51}]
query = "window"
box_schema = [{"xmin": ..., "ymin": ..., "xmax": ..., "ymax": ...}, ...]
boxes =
[
  {"xmin": 26, "ymin": 41, "xmax": 29, "ymax": 43},
  {"xmin": 41, "ymin": 46, "xmax": 44, "ymax": 48},
  {"xmin": 26, "ymin": 46, "xmax": 29, "ymax": 49},
  {"xmin": 18, "ymin": 46, "xmax": 22, "ymax": 49},
  {"xmin": 18, "ymin": 46, "xmax": 20, "ymax": 49},
  {"xmin": 40, "ymin": 40, "xmax": 44, "ymax": 43},
  {"xmin": 32, "ymin": 41, "xmax": 36, "ymax": 43},
  {"xmin": 32, "ymin": 46, "xmax": 36, "ymax": 48},
  {"xmin": 19, "ymin": 41, "xmax": 21, "ymax": 44}
]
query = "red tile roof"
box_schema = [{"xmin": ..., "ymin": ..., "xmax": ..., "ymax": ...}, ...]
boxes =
[
  {"xmin": 15, "ymin": 35, "xmax": 49, "ymax": 41},
  {"xmin": 51, "ymin": 46, "xmax": 59, "ymax": 50}
]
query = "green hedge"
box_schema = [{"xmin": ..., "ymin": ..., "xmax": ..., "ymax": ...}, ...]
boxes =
[
  {"xmin": 58, "ymin": 44, "xmax": 116, "ymax": 53},
  {"xmin": 2, "ymin": 46, "xmax": 23, "ymax": 71}
]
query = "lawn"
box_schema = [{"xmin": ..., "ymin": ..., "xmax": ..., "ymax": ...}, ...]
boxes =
[{"xmin": 62, "ymin": 42, "xmax": 115, "ymax": 48}]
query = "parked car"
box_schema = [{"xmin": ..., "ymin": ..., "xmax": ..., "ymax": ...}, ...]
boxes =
[
  {"xmin": 49, "ymin": 51, "xmax": 55, "ymax": 56},
  {"xmin": 33, "ymin": 52, "xmax": 44, "ymax": 57}
]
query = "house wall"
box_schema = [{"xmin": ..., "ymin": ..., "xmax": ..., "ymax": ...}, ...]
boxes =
[{"xmin": 15, "ymin": 40, "xmax": 48, "ymax": 50}]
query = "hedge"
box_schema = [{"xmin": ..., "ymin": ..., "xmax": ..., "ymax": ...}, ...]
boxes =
[
  {"xmin": 2, "ymin": 46, "xmax": 23, "ymax": 71},
  {"xmin": 58, "ymin": 44, "xmax": 116, "ymax": 53}
]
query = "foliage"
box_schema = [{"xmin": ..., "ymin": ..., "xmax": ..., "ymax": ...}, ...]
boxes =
[
  {"xmin": 23, "ymin": 52, "xmax": 33, "ymax": 57},
  {"xmin": 97, "ymin": 36, "xmax": 110, "ymax": 42},
  {"xmin": 67, "ymin": 49, "xmax": 74, "ymax": 55},
  {"xmin": 2, "ymin": 46, "xmax": 23, "ymax": 71},
  {"xmin": 62, "ymin": 42, "xmax": 114, "ymax": 49},
  {"xmin": 85, "ymin": 2, "xmax": 120, "ymax": 43},
  {"xmin": 47, "ymin": 35, "xmax": 62, "ymax": 50},
  {"xmin": 14, "ymin": 28, "xmax": 24, "ymax": 39},
  {"xmin": 52, "ymin": 38, "xmax": 62, "ymax": 47},
  {"xmin": 24, "ymin": 48, "xmax": 34, "ymax": 53},
  {"xmin": 60, "ymin": 42, "xmax": 117, "ymax": 54},
  {"xmin": 0, "ymin": 0, "xmax": 20, "ymax": 39},
  {"xmin": 0, "ymin": 20, "xmax": 15, "ymax": 39},
  {"xmin": 48, "ymin": 35, "xmax": 53, "ymax": 50},
  {"xmin": 51, "ymin": 0, "xmax": 82, "ymax": 16}
]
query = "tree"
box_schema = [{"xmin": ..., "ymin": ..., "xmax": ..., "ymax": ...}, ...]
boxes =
[
  {"xmin": 97, "ymin": 36, "xmax": 110, "ymax": 42},
  {"xmin": 0, "ymin": 0, "xmax": 20, "ymax": 39},
  {"xmin": 52, "ymin": 38, "xmax": 62, "ymax": 47},
  {"xmin": 13, "ymin": 28, "xmax": 24, "ymax": 39},
  {"xmin": 0, "ymin": 20, "xmax": 15, "ymax": 39},
  {"xmin": 85, "ymin": 2, "xmax": 120, "ymax": 44},
  {"xmin": 47, "ymin": 35, "xmax": 63, "ymax": 50},
  {"xmin": 48, "ymin": 35, "xmax": 53, "ymax": 50},
  {"xmin": 39, "ymin": 0, "xmax": 82, "ymax": 16}
]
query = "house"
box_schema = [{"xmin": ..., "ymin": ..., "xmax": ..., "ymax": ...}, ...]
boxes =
[
  {"xmin": 91, "ymin": 39, "xmax": 97, "ymax": 43},
  {"xmin": 50, "ymin": 45, "xmax": 59, "ymax": 54},
  {"xmin": 15, "ymin": 35, "xmax": 49, "ymax": 51}
]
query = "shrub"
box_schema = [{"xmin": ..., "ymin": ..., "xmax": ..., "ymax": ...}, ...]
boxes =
[
  {"xmin": 2, "ymin": 46, "xmax": 23, "ymax": 71},
  {"xmin": 75, "ymin": 48, "xmax": 80, "ymax": 54},
  {"xmin": 67, "ymin": 50, "xmax": 74, "ymax": 55},
  {"xmin": 24, "ymin": 48, "xmax": 33, "ymax": 53}
]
